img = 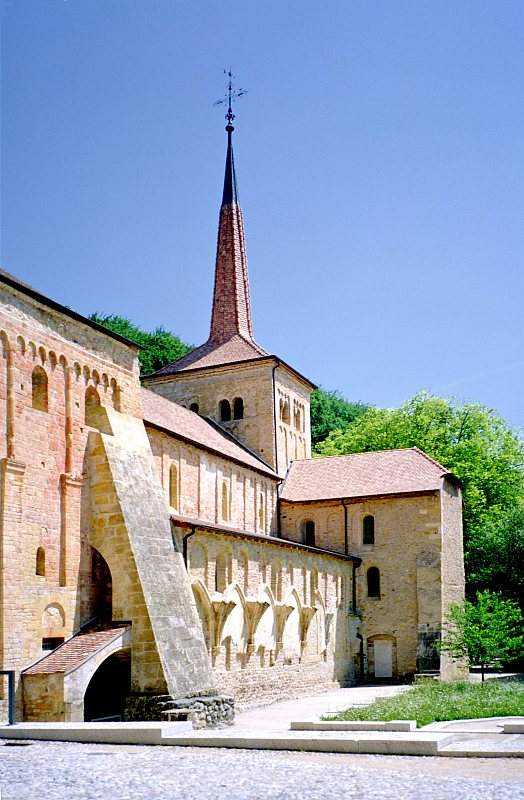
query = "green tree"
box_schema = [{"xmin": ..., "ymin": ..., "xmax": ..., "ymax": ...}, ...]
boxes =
[
  {"xmin": 316, "ymin": 392, "xmax": 524, "ymax": 550},
  {"xmin": 440, "ymin": 591, "xmax": 524, "ymax": 681},
  {"xmin": 90, "ymin": 314, "xmax": 192, "ymax": 376},
  {"xmin": 467, "ymin": 505, "xmax": 524, "ymax": 609},
  {"xmin": 310, "ymin": 388, "xmax": 369, "ymax": 449}
]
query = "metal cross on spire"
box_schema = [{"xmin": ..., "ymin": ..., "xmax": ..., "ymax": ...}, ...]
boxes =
[{"xmin": 214, "ymin": 70, "xmax": 247, "ymax": 129}]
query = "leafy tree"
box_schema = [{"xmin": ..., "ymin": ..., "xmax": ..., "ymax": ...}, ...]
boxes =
[
  {"xmin": 310, "ymin": 388, "xmax": 369, "ymax": 449},
  {"xmin": 316, "ymin": 392, "xmax": 524, "ymax": 550},
  {"xmin": 440, "ymin": 591, "xmax": 524, "ymax": 681},
  {"xmin": 90, "ymin": 314, "xmax": 192, "ymax": 376},
  {"xmin": 467, "ymin": 505, "xmax": 524, "ymax": 609}
]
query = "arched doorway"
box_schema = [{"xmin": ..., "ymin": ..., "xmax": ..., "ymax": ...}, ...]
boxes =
[
  {"xmin": 83, "ymin": 650, "xmax": 131, "ymax": 721},
  {"xmin": 88, "ymin": 546, "xmax": 112, "ymax": 622}
]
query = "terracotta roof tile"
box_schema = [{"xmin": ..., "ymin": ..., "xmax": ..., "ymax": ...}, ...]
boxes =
[
  {"xmin": 23, "ymin": 624, "xmax": 130, "ymax": 675},
  {"xmin": 141, "ymin": 388, "xmax": 278, "ymax": 478},
  {"xmin": 146, "ymin": 334, "xmax": 268, "ymax": 376},
  {"xmin": 281, "ymin": 448, "xmax": 452, "ymax": 503}
]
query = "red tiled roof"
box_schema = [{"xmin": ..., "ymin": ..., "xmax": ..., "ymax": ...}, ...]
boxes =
[
  {"xmin": 281, "ymin": 448, "xmax": 452, "ymax": 503},
  {"xmin": 148, "ymin": 334, "xmax": 268, "ymax": 376},
  {"xmin": 141, "ymin": 388, "xmax": 278, "ymax": 478},
  {"xmin": 23, "ymin": 624, "xmax": 130, "ymax": 675}
]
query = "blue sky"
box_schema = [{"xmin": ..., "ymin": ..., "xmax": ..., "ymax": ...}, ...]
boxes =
[{"xmin": 2, "ymin": 0, "xmax": 523, "ymax": 430}]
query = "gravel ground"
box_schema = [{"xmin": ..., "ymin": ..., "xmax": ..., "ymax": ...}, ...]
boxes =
[{"xmin": 0, "ymin": 741, "xmax": 523, "ymax": 800}]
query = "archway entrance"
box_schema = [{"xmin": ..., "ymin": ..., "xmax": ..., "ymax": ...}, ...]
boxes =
[
  {"xmin": 83, "ymin": 650, "xmax": 131, "ymax": 721},
  {"xmin": 89, "ymin": 546, "xmax": 112, "ymax": 622}
]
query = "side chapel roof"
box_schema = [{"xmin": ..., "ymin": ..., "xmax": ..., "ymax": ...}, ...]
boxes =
[{"xmin": 281, "ymin": 447, "xmax": 457, "ymax": 503}]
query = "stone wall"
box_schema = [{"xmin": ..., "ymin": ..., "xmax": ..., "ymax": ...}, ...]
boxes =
[
  {"xmin": 87, "ymin": 408, "xmax": 214, "ymax": 699},
  {"xmin": 281, "ymin": 491, "xmax": 453, "ymax": 679},
  {"xmin": 0, "ymin": 280, "xmax": 141, "ymax": 717},
  {"xmin": 180, "ymin": 527, "xmax": 356, "ymax": 707},
  {"xmin": 144, "ymin": 359, "xmax": 314, "ymax": 478},
  {"xmin": 145, "ymin": 362, "xmax": 278, "ymax": 472},
  {"xmin": 439, "ymin": 478, "xmax": 467, "ymax": 679},
  {"xmin": 274, "ymin": 364, "xmax": 312, "ymax": 475},
  {"xmin": 147, "ymin": 426, "xmax": 279, "ymax": 535}
]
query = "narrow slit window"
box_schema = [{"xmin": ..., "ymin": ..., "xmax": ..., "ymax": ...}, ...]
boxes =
[
  {"xmin": 367, "ymin": 567, "xmax": 380, "ymax": 598},
  {"xmin": 363, "ymin": 515, "xmax": 375, "ymax": 545},
  {"xmin": 32, "ymin": 366, "xmax": 48, "ymax": 412},
  {"xmin": 36, "ymin": 547, "xmax": 46, "ymax": 577},
  {"xmin": 303, "ymin": 520, "xmax": 315, "ymax": 547}
]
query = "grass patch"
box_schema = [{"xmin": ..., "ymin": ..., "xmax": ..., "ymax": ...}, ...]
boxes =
[{"xmin": 323, "ymin": 679, "xmax": 524, "ymax": 727}]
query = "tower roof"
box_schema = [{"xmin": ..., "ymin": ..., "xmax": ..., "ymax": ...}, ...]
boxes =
[{"xmin": 148, "ymin": 121, "xmax": 268, "ymax": 377}]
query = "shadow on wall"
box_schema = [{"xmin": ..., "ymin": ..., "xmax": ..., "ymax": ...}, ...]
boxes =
[{"xmin": 83, "ymin": 650, "xmax": 131, "ymax": 721}]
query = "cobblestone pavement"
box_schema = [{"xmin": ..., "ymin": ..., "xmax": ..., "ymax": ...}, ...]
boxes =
[{"xmin": 0, "ymin": 741, "xmax": 523, "ymax": 800}]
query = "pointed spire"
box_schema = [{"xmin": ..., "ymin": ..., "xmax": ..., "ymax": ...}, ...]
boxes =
[
  {"xmin": 208, "ymin": 121, "xmax": 255, "ymax": 344},
  {"xmin": 221, "ymin": 124, "xmax": 238, "ymax": 206}
]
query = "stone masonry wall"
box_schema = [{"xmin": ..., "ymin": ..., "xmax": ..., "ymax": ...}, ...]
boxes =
[
  {"xmin": 274, "ymin": 365, "xmax": 312, "ymax": 476},
  {"xmin": 88, "ymin": 408, "xmax": 214, "ymax": 699},
  {"xmin": 0, "ymin": 281, "xmax": 141, "ymax": 718},
  {"xmin": 439, "ymin": 479, "xmax": 467, "ymax": 679},
  {"xmin": 180, "ymin": 527, "xmax": 356, "ymax": 708},
  {"xmin": 145, "ymin": 362, "xmax": 277, "ymax": 472},
  {"xmin": 147, "ymin": 426, "xmax": 279, "ymax": 535},
  {"xmin": 281, "ymin": 493, "xmax": 445, "ymax": 679}
]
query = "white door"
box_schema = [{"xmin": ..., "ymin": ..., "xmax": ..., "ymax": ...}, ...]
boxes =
[{"xmin": 374, "ymin": 640, "xmax": 393, "ymax": 678}]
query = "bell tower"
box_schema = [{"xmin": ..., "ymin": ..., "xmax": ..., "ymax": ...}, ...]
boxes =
[{"xmin": 143, "ymin": 79, "xmax": 314, "ymax": 476}]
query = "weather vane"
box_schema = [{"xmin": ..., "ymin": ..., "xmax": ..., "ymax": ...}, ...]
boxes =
[{"xmin": 214, "ymin": 69, "xmax": 247, "ymax": 128}]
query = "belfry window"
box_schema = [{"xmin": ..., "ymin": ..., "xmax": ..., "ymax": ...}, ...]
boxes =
[
  {"xmin": 32, "ymin": 366, "xmax": 48, "ymax": 412},
  {"xmin": 219, "ymin": 399, "xmax": 231, "ymax": 422},
  {"xmin": 367, "ymin": 567, "xmax": 380, "ymax": 598},
  {"xmin": 303, "ymin": 520, "xmax": 316, "ymax": 547},
  {"xmin": 363, "ymin": 515, "xmax": 375, "ymax": 545},
  {"xmin": 233, "ymin": 397, "xmax": 244, "ymax": 420}
]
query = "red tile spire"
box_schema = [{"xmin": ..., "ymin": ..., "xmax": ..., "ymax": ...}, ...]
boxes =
[{"xmin": 208, "ymin": 123, "xmax": 255, "ymax": 344}]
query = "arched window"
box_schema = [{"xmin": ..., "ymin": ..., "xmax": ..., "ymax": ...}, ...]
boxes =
[
  {"xmin": 215, "ymin": 552, "xmax": 227, "ymax": 592},
  {"xmin": 303, "ymin": 520, "xmax": 315, "ymax": 547},
  {"xmin": 85, "ymin": 386, "xmax": 102, "ymax": 427},
  {"xmin": 281, "ymin": 400, "xmax": 290, "ymax": 424},
  {"xmin": 189, "ymin": 402, "xmax": 199, "ymax": 414},
  {"xmin": 363, "ymin": 515, "xmax": 375, "ymax": 545},
  {"xmin": 233, "ymin": 397, "xmax": 244, "ymax": 420},
  {"xmin": 221, "ymin": 481, "xmax": 230, "ymax": 521},
  {"xmin": 367, "ymin": 567, "xmax": 380, "ymax": 598},
  {"xmin": 219, "ymin": 399, "xmax": 231, "ymax": 422},
  {"xmin": 32, "ymin": 366, "xmax": 48, "ymax": 411},
  {"xmin": 258, "ymin": 492, "xmax": 265, "ymax": 531},
  {"xmin": 169, "ymin": 463, "xmax": 179, "ymax": 510},
  {"xmin": 36, "ymin": 547, "xmax": 46, "ymax": 577}
]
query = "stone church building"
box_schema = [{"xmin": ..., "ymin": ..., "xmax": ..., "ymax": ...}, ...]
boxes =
[{"xmin": 0, "ymin": 119, "xmax": 465, "ymax": 722}]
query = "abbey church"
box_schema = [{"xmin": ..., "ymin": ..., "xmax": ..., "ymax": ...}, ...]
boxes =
[{"xmin": 0, "ymin": 117, "xmax": 465, "ymax": 723}]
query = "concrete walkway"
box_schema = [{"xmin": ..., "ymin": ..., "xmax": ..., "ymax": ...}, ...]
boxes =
[
  {"xmin": 1, "ymin": 686, "xmax": 524, "ymax": 757},
  {"xmin": 234, "ymin": 684, "xmax": 409, "ymax": 733}
]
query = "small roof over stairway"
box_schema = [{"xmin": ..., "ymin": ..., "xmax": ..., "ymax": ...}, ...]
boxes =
[{"xmin": 23, "ymin": 623, "xmax": 131, "ymax": 675}]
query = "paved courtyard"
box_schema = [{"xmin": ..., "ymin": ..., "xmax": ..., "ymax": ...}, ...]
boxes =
[{"xmin": 1, "ymin": 739, "xmax": 523, "ymax": 800}]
